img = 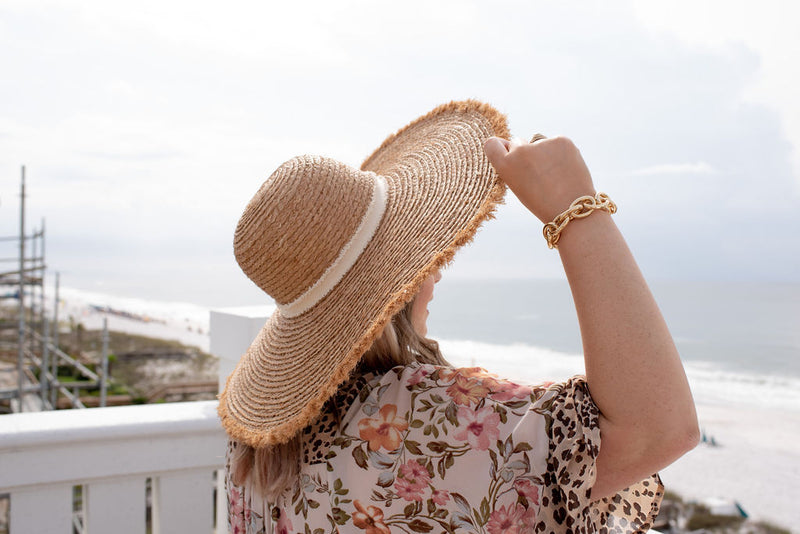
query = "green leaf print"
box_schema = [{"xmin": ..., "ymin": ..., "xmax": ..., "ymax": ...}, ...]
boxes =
[{"xmin": 352, "ymin": 446, "xmax": 368, "ymax": 469}]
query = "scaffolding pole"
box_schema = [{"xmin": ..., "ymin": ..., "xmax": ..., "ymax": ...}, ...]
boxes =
[
  {"xmin": 17, "ymin": 166, "xmax": 25, "ymax": 407},
  {"xmin": 39, "ymin": 219, "xmax": 46, "ymax": 335},
  {"xmin": 41, "ymin": 315, "xmax": 49, "ymax": 404},
  {"xmin": 100, "ymin": 316, "xmax": 109, "ymax": 407},
  {"xmin": 51, "ymin": 272, "xmax": 60, "ymax": 407}
]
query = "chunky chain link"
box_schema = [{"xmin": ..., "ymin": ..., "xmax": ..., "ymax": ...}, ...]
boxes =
[{"xmin": 543, "ymin": 193, "xmax": 617, "ymax": 249}]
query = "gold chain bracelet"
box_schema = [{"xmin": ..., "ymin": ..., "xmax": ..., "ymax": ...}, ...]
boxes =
[{"xmin": 543, "ymin": 192, "xmax": 617, "ymax": 249}]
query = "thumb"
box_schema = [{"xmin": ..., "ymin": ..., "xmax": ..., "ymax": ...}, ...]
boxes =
[{"xmin": 483, "ymin": 137, "xmax": 510, "ymax": 172}]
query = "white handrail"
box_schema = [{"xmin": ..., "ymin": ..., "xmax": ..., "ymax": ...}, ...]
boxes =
[{"xmin": 0, "ymin": 400, "xmax": 227, "ymax": 533}]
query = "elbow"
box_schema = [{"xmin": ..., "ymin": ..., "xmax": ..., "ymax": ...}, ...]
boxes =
[
  {"xmin": 656, "ymin": 413, "xmax": 701, "ymax": 462},
  {"xmin": 676, "ymin": 400, "xmax": 701, "ymax": 453},
  {"xmin": 658, "ymin": 393, "xmax": 701, "ymax": 458},
  {"xmin": 680, "ymin": 416, "xmax": 701, "ymax": 453}
]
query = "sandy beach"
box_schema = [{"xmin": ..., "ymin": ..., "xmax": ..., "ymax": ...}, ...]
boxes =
[
  {"xmin": 47, "ymin": 289, "xmax": 800, "ymax": 532},
  {"xmin": 661, "ymin": 403, "xmax": 800, "ymax": 530},
  {"xmin": 56, "ymin": 286, "xmax": 211, "ymax": 352}
]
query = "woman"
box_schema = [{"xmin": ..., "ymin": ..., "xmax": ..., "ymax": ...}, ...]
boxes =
[{"xmin": 219, "ymin": 101, "xmax": 699, "ymax": 533}]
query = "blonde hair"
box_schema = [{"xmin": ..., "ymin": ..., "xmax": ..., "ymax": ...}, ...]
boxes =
[{"xmin": 229, "ymin": 298, "xmax": 450, "ymax": 501}]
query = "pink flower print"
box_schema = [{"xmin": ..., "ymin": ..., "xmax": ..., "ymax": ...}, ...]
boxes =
[
  {"xmin": 486, "ymin": 503, "xmax": 536, "ymax": 534},
  {"xmin": 446, "ymin": 374, "xmax": 491, "ymax": 406},
  {"xmin": 228, "ymin": 486, "xmax": 246, "ymax": 533},
  {"xmin": 229, "ymin": 512, "xmax": 246, "ymax": 534},
  {"xmin": 519, "ymin": 505, "xmax": 537, "ymax": 533},
  {"xmin": 399, "ymin": 459, "xmax": 431, "ymax": 486},
  {"xmin": 394, "ymin": 459, "xmax": 430, "ymax": 501},
  {"xmin": 275, "ymin": 508, "xmax": 293, "ymax": 534},
  {"xmin": 408, "ymin": 366, "xmax": 431, "ymax": 385},
  {"xmin": 431, "ymin": 489, "xmax": 450, "ymax": 506},
  {"xmin": 491, "ymin": 380, "xmax": 532, "ymax": 402},
  {"xmin": 452, "ymin": 405, "xmax": 501, "ymax": 451},
  {"xmin": 228, "ymin": 485, "xmax": 244, "ymax": 514},
  {"xmin": 395, "ymin": 477, "xmax": 425, "ymax": 501},
  {"xmin": 487, "ymin": 504, "xmax": 524, "ymax": 534},
  {"xmin": 513, "ymin": 478, "xmax": 540, "ymax": 506}
]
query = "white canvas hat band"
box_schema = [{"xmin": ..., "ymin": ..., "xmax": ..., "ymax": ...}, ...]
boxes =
[{"xmin": 277, "ymin": 174, "xmax": 388, "ymax": 318}]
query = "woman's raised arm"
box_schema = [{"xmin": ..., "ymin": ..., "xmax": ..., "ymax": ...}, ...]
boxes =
[{"xmin": 484, "ymin": 136, "xmax": 700, "ymax": 500}]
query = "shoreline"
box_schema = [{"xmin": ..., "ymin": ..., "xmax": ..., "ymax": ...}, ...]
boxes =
[{"xmin": 29, "ymin": 289, "xmax": 798, "ymax": 532}]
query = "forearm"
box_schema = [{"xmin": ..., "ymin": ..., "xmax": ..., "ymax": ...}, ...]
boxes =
[
  {"xmin": 557, "ymin": 212, "xmax": 697, "ymax": 439},
  {"xmin": 483, "ymin": 135, "xmax": 699, "ymax": 497}
]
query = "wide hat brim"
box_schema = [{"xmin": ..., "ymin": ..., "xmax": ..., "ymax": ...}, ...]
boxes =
[{"xmin": 218, "ymin": 100, "xmax": 510, "ymax": 448}]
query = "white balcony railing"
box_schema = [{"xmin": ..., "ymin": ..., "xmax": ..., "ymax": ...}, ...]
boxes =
[
  {"xmin": 0, "ymin": 307, "xmax": 271, "ymax": 534},
  {"xmin": 0, "ymin": 400, "xmax": 227, "ymax": 533}
]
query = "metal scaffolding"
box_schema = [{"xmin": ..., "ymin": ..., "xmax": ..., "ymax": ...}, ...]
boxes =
[{"xmin": 1, "ymin": 166, "xmax": 109, "ymax": 413}]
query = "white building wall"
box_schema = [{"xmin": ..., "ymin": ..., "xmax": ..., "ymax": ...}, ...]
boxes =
[{"xmin": 209, "ymin": 306, "xmax": 272, "ymax": 392}]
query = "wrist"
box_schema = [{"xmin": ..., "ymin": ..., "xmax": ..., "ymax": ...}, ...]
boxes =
[
  {"xmin": 542, "ymin": 193, "xmax": 616, "ymax": 249},
  {"xmin": 554, "ymin": 210, "xmax": 617, "ymax": 251}
]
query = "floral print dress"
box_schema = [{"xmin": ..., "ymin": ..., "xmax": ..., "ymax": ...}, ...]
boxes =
[{"xmin": 226, "ymin": 363, "xmax": 663, "ymax": 533}]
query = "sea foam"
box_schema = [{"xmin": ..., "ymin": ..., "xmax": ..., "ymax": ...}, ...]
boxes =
[{"xmin": 439, "ymin": 338, "xmax": 800, "ymax": 413}]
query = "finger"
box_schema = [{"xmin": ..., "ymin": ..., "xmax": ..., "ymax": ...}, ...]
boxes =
[
  {"xmin": 484, "ymin": 137, "xmax": 510, "ymax": 171},
  {"xmin": 487, "ymin": 136, "xmax": 511, "ymax": 150},
  {"xmin": 510, "ymin": 136, "xmax": 527, "ymax": 149}
]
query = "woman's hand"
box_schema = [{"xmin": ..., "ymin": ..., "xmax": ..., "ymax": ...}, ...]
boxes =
[{"xmin": 484, "ymin": 136, "xmax": 596, "ymax": 224}]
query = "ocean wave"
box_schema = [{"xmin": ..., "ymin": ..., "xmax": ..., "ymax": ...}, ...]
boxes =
[
  {"xmin": 438, "ymin": 338, "xmax": 800, "ymax": 412},
  {"xmin": 43, "ymin": 288, "xmax": 800, "ymax": 412}
]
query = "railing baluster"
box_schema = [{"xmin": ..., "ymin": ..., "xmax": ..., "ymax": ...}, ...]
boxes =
[
  {"xmin": 10, "ymin": 484, "xmax": 72, "ymax": 534},
  {"xmin": 86, "ymin": 477, "xmax": 146, "ymax": 534},
  {"xmin": 153, "ymin": 469, "xmax": 213, "ymax": 534}
]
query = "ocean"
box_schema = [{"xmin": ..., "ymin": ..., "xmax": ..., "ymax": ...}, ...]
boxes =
[
  {"xmin": 426, "ymin": 278, "xmax": 800, "ymax": 412},
  {"xmin": 52, "ymin": 278, "xmax": 800, "ymax": 414},
  {"xmin": 50, "ymin": 280, "xmax": 800, "ymax": 527}
]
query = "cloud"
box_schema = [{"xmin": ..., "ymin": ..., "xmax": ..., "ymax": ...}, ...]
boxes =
[
  {"xmin": 632, "ymin": 1, "xmax": 800, "ymax": 189},
  {"xmin": 629, "ymin": 162, "xmax": 718, "ymax": 176},
  {"xmin": 1, "ymin": 0, "xmax": 799, "ymax": 307}
]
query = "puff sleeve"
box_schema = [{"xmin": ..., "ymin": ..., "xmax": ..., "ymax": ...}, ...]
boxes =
[{"xmin": 531, "ymin": 376, "xmax": 664, "ymax": 533}]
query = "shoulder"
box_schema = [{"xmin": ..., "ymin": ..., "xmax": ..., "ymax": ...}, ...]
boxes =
[
  {"xmin": 381, "ymin": 362, "xmax": 563, "ymax": 405},
  {"xmin": 348, "ymin": 362, "xmax": 589, "ymax": 413},
  {"xmin": 344, "ymin": 362, "xmax": 560, "ymax": 433}
]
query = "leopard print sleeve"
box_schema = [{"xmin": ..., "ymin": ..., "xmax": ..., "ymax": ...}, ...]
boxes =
[{"xmin": 531, "ymin": 376, "xmax": 664, "ymax": 533}]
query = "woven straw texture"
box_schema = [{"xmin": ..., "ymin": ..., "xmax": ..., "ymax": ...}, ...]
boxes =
[{"xmin": 218, "ymin": 100, "xmax": 510, "ymax": 448}]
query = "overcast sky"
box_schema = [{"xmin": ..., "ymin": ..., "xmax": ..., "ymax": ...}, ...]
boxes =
[{"xmin": 1, "ymin": 1, "xmax": 798, "ymax": 307}]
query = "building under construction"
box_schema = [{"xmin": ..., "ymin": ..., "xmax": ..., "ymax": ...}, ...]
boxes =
[{"xmin": 0, "ymin": 166, "xmax": 108, "ymax": 413}]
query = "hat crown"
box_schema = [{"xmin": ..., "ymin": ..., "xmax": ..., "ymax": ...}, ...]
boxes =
[{"xmin": 234, "ymin": 155, "xmax": 378, "ymax": 305}]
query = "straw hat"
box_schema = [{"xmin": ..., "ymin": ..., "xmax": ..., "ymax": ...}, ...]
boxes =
[{"xmin": 218, "ymin": 100, "xmax": 509, "ymax": 448}]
